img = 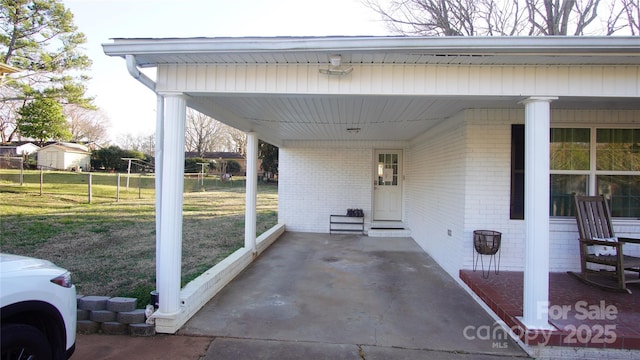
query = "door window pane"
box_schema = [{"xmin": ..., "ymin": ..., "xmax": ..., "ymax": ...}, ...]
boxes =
[{"xmin": 378, "ymin": 153, "xmax": 398, "ymax": 186}]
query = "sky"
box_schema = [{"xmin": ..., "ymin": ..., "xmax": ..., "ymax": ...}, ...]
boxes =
[{"xmin": 63, "ymin": 0, "xmax": 391, "ymax": 144}]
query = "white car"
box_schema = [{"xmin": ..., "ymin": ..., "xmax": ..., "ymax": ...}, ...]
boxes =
[{"xmin": 1, "ymin": 253, "xmax": 77, "ymax": 359}]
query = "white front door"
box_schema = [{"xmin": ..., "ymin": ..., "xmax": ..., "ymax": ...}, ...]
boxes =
[{"xmin": 373, "ymin": 150, "xmax": 402, "ymax": 221}]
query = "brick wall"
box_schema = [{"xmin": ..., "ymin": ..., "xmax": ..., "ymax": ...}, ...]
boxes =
[
  {"xmin": 278, "ymin": 109, "xmax": 640, "ymax": 277},
  {"xmin": 405, "ymin": 108, "xmax": 640, "ymax": 277},
  {"xmin": 279, "ymin": 140, "xmax": 407, "ymax": 232},
  {"xmin": 461, "ymin": 109, "xmax": 526, "ymax": 272},
  {"xmin": 405, "ymin": 111, "xmax": 467, "ymax": 275},
  {"xmin": 449, "ymin": 109, "xmax": 640, "ymax": 275}
]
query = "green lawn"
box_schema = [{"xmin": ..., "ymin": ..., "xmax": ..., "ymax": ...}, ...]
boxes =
[{"xmin": 0, "ymin": 170, "xmax": 278, "ymax": 304}]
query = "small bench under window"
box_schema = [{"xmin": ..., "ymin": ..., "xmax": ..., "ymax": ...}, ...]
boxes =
[{"xmin": 329, "ymin": 214, "xmax": 364, "ymax": 234}]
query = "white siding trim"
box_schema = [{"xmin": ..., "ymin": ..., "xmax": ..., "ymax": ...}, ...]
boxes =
[{"xmin": 157, "ymin": 64, "xmax": 640, "ymax": 98}]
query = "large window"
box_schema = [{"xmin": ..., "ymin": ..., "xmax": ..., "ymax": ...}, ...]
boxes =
[
  {"xmin": 549, "ymin": 128, "xmax": 590, "ymax": 217},
  {"xmin": 511, "ymin": 126, "xmax": 640, "ymax": 219}
]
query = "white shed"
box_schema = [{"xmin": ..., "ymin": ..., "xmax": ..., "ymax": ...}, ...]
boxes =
[
  {"xmin": 36, "ymin": 142, "xmax": 91, "ymax": 171},
  {"xmin": 0, "ymin": 142, "xmax": 39, "ymax": 156}
]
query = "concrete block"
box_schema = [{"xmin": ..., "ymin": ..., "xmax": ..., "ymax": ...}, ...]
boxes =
[
  {"xmin": 89, "ymin": 310, "xmax": 116, "ymax": 323},
  {"xmin": 129, "ymin": 323, "xmax": 156, "ymax": 337},
  {"xmin": 101, "ymin": 321, "xmax": 128, "ymax": 335},
  {"xmin": 77, "ymin": 309, "xmax": 89, "ymax": 321},
  {"xmin": 78, "ymin": 295, "xmax": 111, "ymax": 311},
  {"xmin": 117, "ymin": 309, "xmax": 146, "ymax": 324},
  {"xmin": 76, "ymin": 320, "xmax": 99, "ymax": 334},
  {"xmin": 107, "ymin": 297, "xmax": 137, "ymax": 312}
]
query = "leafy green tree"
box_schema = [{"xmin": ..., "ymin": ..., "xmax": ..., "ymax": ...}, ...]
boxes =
[
  {"xmin": 92, "ymin": 146, "xmax": 121, "ymax": 171},
  {"xmin": 91, "ymin": 146, "xmax": 148, "ymax": 172},
  {"xmin": 1, "ymin": 0, "xmax": 93, "ymax": 142},
  {"xmin": 258, "ymin": 140, "xmax": 278, "ymax": 176},
  {"xmin": 17, "ymin": 96, "xmax": 70, "ymax": 145},
  {"xmin": 226, "ymin": 160, "xmax": 241, "ymax": 174},
  {"xmin": 185, "ymin": 157, "xmax": 214, "ymax": 173}
]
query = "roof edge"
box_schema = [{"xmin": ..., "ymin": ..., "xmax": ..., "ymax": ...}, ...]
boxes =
[{"xmin": 103, "ymin": 36, "xmax": 640, "ymax": 58}]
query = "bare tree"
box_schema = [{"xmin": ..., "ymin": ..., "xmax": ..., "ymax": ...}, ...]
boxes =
[
  {"xmin": 139, "ymin": 133, "xmax": 155, "ymax": 156},
  {"xmin": 185, "ymin": 108, "xmax": 228, "ymax": 156},
  {"xmin": 365, "ymin": 0, "xmax": 637, "ymax": 36},
  {"xmin": 117, "ymin": 132, "xmax": 154, "ymax": 155},
  {"xmin": 65, "ymin": 105, "xmax": 110, "ymax": 144},
  {"xmin": 364, "ymin": 0, "xmax": 481, "ymax": 35},
  {"xmin": 527, "ymin": 0, "xmax": 601, "ymax": 35},
  {"xmin": 480, "ymin": 0, "xmax": 530, "ymax": 35},
  {"xmin": 621, "ymin": 0, "xmax": 639, "ymax": 35},
  {"xmin": 0, "ymin": 87, "xmax": 22, "ymax": 142},
  {"xmin": 225, "ymin": 127, "xmax": 247, "ymax": 156},
  {"xmin": 118, "ymin": 109, "xmax": 244, "ymax": 158}
]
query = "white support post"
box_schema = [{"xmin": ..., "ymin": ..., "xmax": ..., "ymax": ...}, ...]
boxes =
[
  {"xmin": 155, "ymin": 95, "xmax": 164, "ymax": 294},
  {"xmin": 157, "ymin": 94, "xmax": 186, "ymax": 316},
  {"xmin": 520, "ymin": 97, "xmax": 557, "ymax": 330},
  {"xmin": 245, "ymin": 132, "xmax": 258, "ymax": 253}
]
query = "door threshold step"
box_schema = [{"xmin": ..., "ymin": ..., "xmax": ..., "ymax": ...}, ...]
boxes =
[{"xmin": 367, "ymin": 227, "xmax": 412, "ymax": 237}]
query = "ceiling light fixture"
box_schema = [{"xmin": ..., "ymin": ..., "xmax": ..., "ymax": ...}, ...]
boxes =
[
  {"xmin": 319, "ymin": 54, "xmax": 353, "ymax": 76},
  {"xmin": 346, "ymin": 127, "xmax": 361, "ymax": 134}
]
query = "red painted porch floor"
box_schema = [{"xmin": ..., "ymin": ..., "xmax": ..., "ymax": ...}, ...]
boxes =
[{"xmin": 460, "ymin": 270, "xmax": 640, "ymax": 351}]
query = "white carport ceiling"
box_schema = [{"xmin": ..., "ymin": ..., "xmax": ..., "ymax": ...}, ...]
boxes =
[
  {"xmin": 186, "ymin": 93, "xmax": 640, "ymax": 144},
  {"xmin": 186, "ymin": 94, "xmax": 528, "ymax": 142}
]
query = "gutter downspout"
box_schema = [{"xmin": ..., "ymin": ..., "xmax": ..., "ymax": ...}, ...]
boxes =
[
  {"xmin": 126, "ymin": 55, "xmax": 165, "ymax": 318},
  {"xmin": 126, "ymin": 55, "xmax": 156, "ymax": 92}
]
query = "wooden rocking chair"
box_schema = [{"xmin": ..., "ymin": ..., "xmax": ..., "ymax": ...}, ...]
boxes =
[{"xmin": 570, "ymin": 195, "xmax": 640, "ymax": 293}]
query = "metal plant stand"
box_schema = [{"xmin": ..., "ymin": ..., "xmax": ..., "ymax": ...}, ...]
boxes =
[{"xmin": 473, "ymin": 230, "xmax": 501, "ymax": 278}]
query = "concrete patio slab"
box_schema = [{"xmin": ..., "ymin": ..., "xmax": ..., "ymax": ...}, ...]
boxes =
[{"xmin": 180, "ymin": 232, "xmax": 530, "ymax": 359}]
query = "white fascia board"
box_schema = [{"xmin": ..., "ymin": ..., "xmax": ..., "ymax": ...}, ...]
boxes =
[{"xmin": 103, "ymin": 36, "xmax": 640, "ymax": 59}]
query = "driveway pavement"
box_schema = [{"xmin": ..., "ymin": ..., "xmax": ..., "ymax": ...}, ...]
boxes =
[
  {"xmin": 74, "ymin": 232, "xmax": 530, "ymax": 359},
  {"xmin": 180, "ymin": 232, "xmax": 530, "ymax": 359}
]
